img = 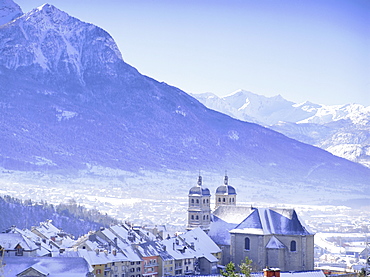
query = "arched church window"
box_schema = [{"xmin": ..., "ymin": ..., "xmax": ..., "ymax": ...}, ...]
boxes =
[
  {"xmin": 203, "ymin": 215, "xmax": 205, "ymax": 220},
  {"xmin": 207, "ymin": 199, "xmax": 209, "ymax": 203},
  {"xmin": 244, "ymin": 237, "xmax": 250, "ymax": 250},
  {"xmin": 218, "ymin": 198, "xmax": 221, "ymax": 202},
  {"xmin": 191, "ymin": 215, "xmax": 194, "ymax": 220},
  {"xmin": 203, "ymin": 199, "xmax": 205, "ymax": 204},
  {"xmin": 206, "ymin": 215, "xmax": 209, "ymax": 219},
  {"xmin": 223, "ymin": 198, "xmax": 225, "ymax": 202},
  {"xmin": 196, "ymin": 199, "xmax": 199, "ymax": 204},
  {"xmin": 290, "ymin": 240, "xmax": 297, "ymax": 252},
  {"xmin": 196, "ymin": 215, "xmax": 199, "ymax": 220},
  {"xmin": 191, "ymin": 199, "xmax": 194, "ymax": 204}
]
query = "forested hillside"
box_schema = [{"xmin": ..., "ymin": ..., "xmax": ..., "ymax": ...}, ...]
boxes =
[{"xmin": 0, "ymin": 196, "xmax": 119, "ymax": 237}]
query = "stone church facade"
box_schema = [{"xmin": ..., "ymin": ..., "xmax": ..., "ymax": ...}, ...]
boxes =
[{"xmin": 187, "ymin": 175, "xmax": 315, "ymax": 272}]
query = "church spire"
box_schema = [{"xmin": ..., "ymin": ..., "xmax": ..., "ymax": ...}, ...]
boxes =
[
  {"xmin": 198, "ymin": 174, "xmax": 202, "ymax": 186},
  {"xmin": 224, "ymin": 170, "xmax": 228, "ymax": 186}
]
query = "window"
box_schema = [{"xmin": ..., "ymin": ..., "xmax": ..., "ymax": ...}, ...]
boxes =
[
  {"xmin": 207, "ymin": 199, "xmax": 209, "ymax": 203},
  {"xmin": 122, "ymin": 274, "xmax": 125, "ymax": 277},
  {"xmin": 136, "ymin": 267, "xmax": 141, "ymax": 272},
  {"xmin": 203, "ymin": 199, "xmax": 205, "ymax": 204},
  {"xmin": 136, "ymin": 261, "xmax": 141, "ymax": 265},
  {"xmin": 96, "ymin": 269, "xmax": 102, "ymax": 274},
  {"xmin": 290, "ymin": 240, "xmax": 297, "ymax": 252},
  {"xmin": 191, "ymin": 199, "xmax": 194, "ymax": 204},
  {"xmin": 196, "ymin": 199, "xmax": 199, "ymax": 204},
  {"xmin": 229, "ymin": 198, "xmax": 231, "ymax": 202},
  {"xmin": 223, "ymin": 198, "xmax": 225, "ymax": 202},
  {"xmin": 196, "ymin": 215, "xmax": 199, "ymax": 220},
  {"xmin": 130, "ymin": 268, "xmax": 135, "ymax": 272},
  {"xmin": 191, "ymin": 215, "xmax": 194, "ymax": 220},
  {"xmin": 206, "ymin": 215, "xmax": 209, "ymax": 219},
  {"xmin": 218, "ymin": 198, "xmax": 221, "ymax": 202},
  {"xmin": 203, "ymin": 215, "xmax": 205, "ymax": 220},
  {"xmin": 245, "ymin": 237, "xmax": 250, "ymax": 250},
  {"xmin": 131, "ymin": 262, "xmax": 135, "ymax": 265},
  {"xmin": 15, "ymin": 247, "xmax": 23, "ymax": 256}
]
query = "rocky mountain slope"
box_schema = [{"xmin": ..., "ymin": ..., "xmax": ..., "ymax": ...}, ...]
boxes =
[
  {"xmin": 0, "ymin": 1, "xmax": 369, "ymax": 202},
  {"xmin": 193, "ymin": 90, "xmax": 370, "ymax": 168}
]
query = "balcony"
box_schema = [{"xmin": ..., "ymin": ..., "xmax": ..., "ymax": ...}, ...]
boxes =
[
  {"xmin": 144, "ymin": 263, "xmax": 158, "ymax": 267},
  {"xmin": 143, "ymin": 271, "xmax": 158, "ymax": 276}
]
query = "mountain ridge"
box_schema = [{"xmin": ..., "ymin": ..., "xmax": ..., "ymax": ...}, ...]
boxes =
[
  {"xmin": 192, "ymin": 90, "xmax": 370, "ymax": 167},
  {"xmin": 0, "ymin": 1, "xmax": 369, "ymax": 203}
]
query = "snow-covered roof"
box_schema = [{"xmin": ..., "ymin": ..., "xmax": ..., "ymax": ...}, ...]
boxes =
[
  {"xmin": 266, "ymin": 236, "xmax": 286, "ymax": 249},
  {"xmin": 32, "ymin": 220, "xmax": 75, "ymax": 248},
  {"xmin": 137, "ymin": 241, "xmax": 165, "ymax": 258},
  {"xmin": 3, "ymin": 256, "xmax": 91, "ymax": 277},
  {"xmin": 0, "ymin": 233, "xmax": 38, "ymax": 251},
  {"xmin": 213, "ymin": 205, "xmax": 253, "ymax": 224},
  {"xmin": 230, "ymin": 208, "xmax": 313, "ymax": 236},
  {"xmin": 208, "ymin": 215, "xmax": 237, "ymax": 245},
  {"xmin": 77, "ymin": 248, "xmax": 128, "ymax": 266},
  {"xmin": 180, "ymin": 227, "xmax": 221, "ymax": 254},
  {"xmin": 209, "ymin": 207, "xmax": 312, "ymax": 246},
  {"xmin": 161, "ymin": 237, "xmax": 197, "ymax": 260}
]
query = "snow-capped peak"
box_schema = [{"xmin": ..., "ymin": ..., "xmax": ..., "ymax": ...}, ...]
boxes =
[
  {"xmin": 0, "ymin": 0, "xmax": 22, "ymax": 26},
  {"xmin": 0, "ymin": 2, "xmax": 124, "ymax": 81}
]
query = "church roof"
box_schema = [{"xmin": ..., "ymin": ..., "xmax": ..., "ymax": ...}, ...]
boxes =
[
  {"xmin": 266, "ymin": 236, "xmax": 286, "ymax": 249},
  {"xmin": 208, "ymin": 206, "xmax": 254, "ymax": 245},
  {"xmin": 209, "ymin": 206, "xmax": 312, "ymax": 245},
  {"xmin": 230, "ymin": 208, "xmax": 312, "ymax": 236}
]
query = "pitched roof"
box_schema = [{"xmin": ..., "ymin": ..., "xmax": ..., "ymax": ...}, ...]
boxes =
[
  {"xmin": 0, "ymin": 233, "xmax": 38, "ymax": 251},
  {"xmin": 266, "ymin": 236, "xmax": 286, "ymax": 249},
  {"xmin": 4, "ymin": 256, "xmax": 91, "ymax": 276},
  {"xmin": 230, "ymin": 208, "xmax": 312, "ymax": 236}
]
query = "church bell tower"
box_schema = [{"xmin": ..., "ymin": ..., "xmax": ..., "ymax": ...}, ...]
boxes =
[{"xmin": 187, "ymin": 175, "xmax": 211, "ymax": 232}]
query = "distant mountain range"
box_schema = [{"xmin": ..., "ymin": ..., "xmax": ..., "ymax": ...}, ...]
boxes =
[
  {"xmin": 192, "ymin": 90, "xmax": 370, "ymax": 168},
  {"xmin": 0, "ymin": 1, "xmax": 369, "ymax": 203}
]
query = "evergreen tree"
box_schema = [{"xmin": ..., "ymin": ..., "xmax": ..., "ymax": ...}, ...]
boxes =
[{"xmin": 221, "ymin": 257, "xmax": 253, "ymax": 277}]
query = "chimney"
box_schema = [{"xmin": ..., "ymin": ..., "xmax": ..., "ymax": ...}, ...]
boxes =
[{"xmin": 264, "ymin": 268, "xmax": 280, "ymax": 277}]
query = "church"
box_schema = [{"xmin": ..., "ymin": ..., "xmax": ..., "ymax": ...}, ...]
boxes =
[{"xmin": 186, "ymin": 174, "xmax": 315, "ymax": 272}]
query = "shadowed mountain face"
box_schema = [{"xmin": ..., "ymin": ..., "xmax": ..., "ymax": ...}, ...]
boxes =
[{"xmin": 0, "ymin": 2, "xmax": 369, "ymax": 190}]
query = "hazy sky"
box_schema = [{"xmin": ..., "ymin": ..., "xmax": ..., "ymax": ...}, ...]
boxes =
[{"xmin": 16, "ymin": 0, "xmax": 370, "ymax": 106}]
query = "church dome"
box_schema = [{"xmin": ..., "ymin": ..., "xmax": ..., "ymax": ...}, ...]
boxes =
[
  {"xmin": 189, "ymin": 186, "xmax": 210, "ymax": 196},
  {"xmin": 215, "ymin": 175, "xmax": 237, "ymax": 195},
  {"xmin": 188, "ymin": 175, "xmax": 210, "ymax": 196}
]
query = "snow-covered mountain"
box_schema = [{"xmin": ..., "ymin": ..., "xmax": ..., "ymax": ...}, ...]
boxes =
[
  {"xmin": 192, "ymin": 90, "xmax": 370, "ymax": 167},
  {"xmin": 0, "ymin": 1, "xmax": 369, "ymax": 204},
  {"xmin": 0, "ymin": 0, "xmax": 22, "ymax": 26}
]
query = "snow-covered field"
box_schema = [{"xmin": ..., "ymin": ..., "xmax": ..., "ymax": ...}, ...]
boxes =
[{"xmin": 1, "ymin": 166, "xmax": 369, "ymax": 233}]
